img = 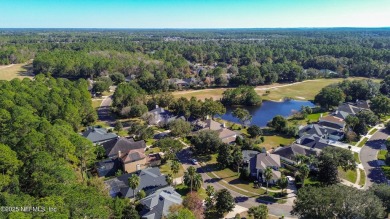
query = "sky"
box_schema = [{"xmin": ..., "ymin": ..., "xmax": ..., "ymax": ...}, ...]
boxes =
[{"xmin": 0, "ymin": 0, "xmax": 389, "ymax": 28}]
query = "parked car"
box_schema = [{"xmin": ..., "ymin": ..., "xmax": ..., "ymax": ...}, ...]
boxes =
[
  {"xmin": 191, "ymin": 159, "xmax": 198, "ymax": 165},
  {"xmin": 287, "ymin": 176, "xmax": 295, "ymax": 184}
]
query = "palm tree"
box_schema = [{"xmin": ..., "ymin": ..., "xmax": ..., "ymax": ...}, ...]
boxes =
[
  {"xmin": 279, "ymin": 175, "xmax": 288, "ymax": 195},
  {"xmin": 171, "ymin": 160, "xmax": 180, "ymax": 186},
  {"xmin": 264, "ymin": 167, "xmax": 273, "ymax": 194},
  {"xmin": 248, "ymin": 204, "xmax": 268, "ymax": 219},
  {"xmin": 184, "ymin": 166, "xmax": 201, "ymax": 192},
  {"xmin": 128, "ymin": 174, "xmax": 140, "ymax": 202},
  {"xmin": 298, "ymin": 164, "xmax": 310, "ymax": 187},
  {"xmin": 206, "ymin": 185, "xmax": 215, "ymax": 198},
  {"xmin": 192, "ymin": 173, "xmax": 203, "ymax": 191}
]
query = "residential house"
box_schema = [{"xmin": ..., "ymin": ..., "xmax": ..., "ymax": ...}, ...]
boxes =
[
  {"xmin": 140, "ymin": 186, "xmax": 183, "ymax": 219},
  {"xmin": 168, "ymin": 78, "xmax": 189, "ymax": 88},
  {"xmin": 145, "ymin": 105, "xmax": 185, "ymax": 126},
  {"xmin": 242, "ymin": 150, "xmax": 260, "ymax": 178},
  {"xmin": 119, "ymin": 149, "xmax": 147, "ymax": 173},
  {"xmin": 105, "ymin": 167, "xmax": 168, "ymax": 198},
  {"xmin": 272, "ymin": 144, "xmax": 318, "ymax": 165},
  {"xmin": 195, "ymin": 119, "xmax": 237, "ymax": 143},
  {"xmin": 81, "ymin": 126, "xmax": 118, "ymax": 144},
  {"xmin": 334, "ymin": 101, "xmax": 370, "ymax": 120},
  {"xmin": 296, "ymin": 134, "xmax": 329, "ymax": 151},
  {"xmin": 101, "ymin": 137, "xmax": 146, "ymax": 158},
  {"xmin": 319, "ymin": 115, "xmax": 346, "ymax": 130},
  {"xmin": 298, "ymin": 124, "xmax": 344, "ymax": 141},
  {"xmin": 255, "ymin": 153, "xmax": 282, "ymax": 184}
]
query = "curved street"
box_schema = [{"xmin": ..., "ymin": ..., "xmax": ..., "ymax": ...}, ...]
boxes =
[{"xmin": 360, "ymin": 127, "xmax": 389, "ymax": 189}]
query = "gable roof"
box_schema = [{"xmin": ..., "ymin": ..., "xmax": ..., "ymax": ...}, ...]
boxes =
[
  {"xmin": 272, "ymin": 144, "xmax": 317, "ymax": 161},
  {"xmin": 319, "ymin": 115, "xmax": 346, "ymax": 129},
  {"xmin": 140, "ymin": 186, "xmax": 183, "ymax": 219},
  {"xmin": 298, "ymin": 124, "xmax": 344, "ymax": 138},
  {"xmin": 297, "ymin": 134, "xmax": 329, "ymax": 150},
  {"xmin": 105, "ymin": 167, "xmax": 168, "ymax": 198},
  {"xmin": 102, "ymin": 137, "xmax": 146, "ymax": 158},
  {"xmin": 120, "ymin": 148, "xmax": 146, "ymax": 163},
  {"xmin": 82, "ymin": 127, "xmax": 118, "ymax": 143},
  {"xmin": 256, "ymin": 153, "xmax": 281, "ymax": 170}
]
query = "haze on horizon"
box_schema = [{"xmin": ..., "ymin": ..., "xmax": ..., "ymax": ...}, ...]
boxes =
[{"xmin": 0, "ymin": 0, "xmax": 389, "ymax": 28}]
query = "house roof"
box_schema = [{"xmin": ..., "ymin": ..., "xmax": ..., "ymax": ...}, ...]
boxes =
[
  {"xmin": 102, "ymin": 137, "xmax": 146, "ymax": 158},
  {"xmin": 272, "ymin": 144, "xmax": 317, "ymax": 161},
  {"xmin": 95, "ymin": 158, "xmax": 121, "ymax": 177},
  {"xmin": 105, "ymin": 167, "xmax": 168, "ymax": 198},
  {"xmin": 242, "ymin": 150, "xmax": 261, "ymax": 175},
  {"xmin": 199, "ymin": 119, "xmax": 224, "ymax": 131},
  {"xmin": 196, "ymin": 119, "xmax": 236, "ymax": 143},
  {"xmin": 256, "ymin": 153, "xmax": 281, "ymax": 171},
  {"xmin": 297, "ymin": 134, "xmax": 329, "ymax": 150},
  {"xmin": 82, "ymin": 127, "xmax": 118, "ymax": 143},
  {"xmin": 298, "ymin": 124, "xmax": 344, "ymax": 138},
  {"xmin": 140, "ymin": 186, "xmax": 183, "ymax": 219},
  {"xmin": 120, "ymin": 148, "xmax": 146, "ymax": 163},
  {"xmin": 218, "ymin": 128, "xmax": 237, "ymax": 140},
  {"xmin": 319, "ymin": 115, "xmax": 346, "ymax": 129}
]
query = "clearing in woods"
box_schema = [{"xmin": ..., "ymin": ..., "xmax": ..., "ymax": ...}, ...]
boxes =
[{"xmin": 0, "ymin": 62, "xmax": 34, "ymax": 81}]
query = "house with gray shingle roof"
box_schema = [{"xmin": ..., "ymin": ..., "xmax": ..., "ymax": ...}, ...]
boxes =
[
  {"xmin": 296, "ymin": 134, "xmax": 329, "ymax": 151},
  {"xmin": 272, "ymin": 144, "xmax": 318, "ymax": 165},
  {"xmin": 195, "ymin": 119, "xmax": 237, "ymax": 143},
  {"xmin": 101, "ymin": 137, "xmax": 146, "ymax": 158},
  {"xmin": 242, "ymin": 150, "xmax": 260, "ymax": 177},
  {"xmin": 140, "ymin": 186, "xmax": 182, "ymax": 219},
  {"xmin": 298, "ymin": 124, "xmax": 344, "ymax": 141},
  {"xmin": 105, "ymin": 167, "xmax": 168, "ymax": 198},
  {"xmin": 82, "ymin": 126, "xmax": 118, "ymax": 144},
  {"xmin": 255, "ymin": 153, "xmax": 281, "ymax": 184}
]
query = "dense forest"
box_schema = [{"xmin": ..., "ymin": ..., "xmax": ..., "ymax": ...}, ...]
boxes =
[
  {"xmin": 1, "ymin": 29, "xmax": 390, "ymax": 94},
  {"xmin": 0, "ymin": 76, "xmax": 119, "ymax": 218}
]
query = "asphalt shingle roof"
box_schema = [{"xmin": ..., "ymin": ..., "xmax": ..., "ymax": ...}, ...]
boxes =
[
  {"xmin": 82, "ymin": 127, "xmax": 118, "ymax": 143},
  {"xmin": 102, "ymin": 137, "xmax": 146, "ymax": 158}
]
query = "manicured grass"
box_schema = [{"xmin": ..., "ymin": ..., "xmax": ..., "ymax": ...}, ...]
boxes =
[
  {"xmin": 115, "ymin": 130, "xmax": 128, "ymax": 137},
  {"xmin": 175, "ymin": 184, "xmax": 207, "ymax": 199},
  {"xmin": 159, "ymin": 160, "xmax": 185, "ymax": 178},
  {"xmin": 358, "ymin": 169, "xmax": 366, "ymax": 187},
  {"xmin": 356, "ymin": 137, "xmax": 368, "ymax": 147},
  {"xmin": 338, "ymin": 167, "xmax": 357, "ymax": 183},
  {"xmin": 259, "ymin": 135, "xmax": 295, "ymax": 150},
  {"xmin": 354, "ymin": 152, "xmax": 361, "ymax": 164},
  {"xmin": 302, "ymin": 175, "xmax": 321, "ymax": 187},
  {"xmin": 378, "ymin": 150, "xmax": 388, "ymax": 161},
  {"xmin": 306, "ymin": 112, "xmax": 329, "ymax": 123},
  {"xmin": 0, "ymin": 62, "xmax": 34, "ymax": 81},
  {"xmin": 92, "ymin": 99, "xmax": 103, "ymax": 109},
  {"xmin": 172, "ymin": 78, "xmax": 381, "ymax": 102},
  {"xmin": 145, "ymin": 138, "xmax": 156, "ymax": 146},
  {"xmin": 368, "ymin": 128, "xmax": 378, "ymax": 135},
  {"xmin": 145, "ymin": 147, "xmax": 160, "ymax": 155},
  {"xmin": 94, "ymin": 120, "xmax": 110, "ymax": 128},
  {"xmin": 201, "ymin": 154, "xmax": 266, "ymax": 195}
]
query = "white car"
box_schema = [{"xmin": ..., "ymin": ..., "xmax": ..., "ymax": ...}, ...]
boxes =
[
  {"xmin": 287, "ymin": 176, "xmax": 295, "ymax": 184},
  {"xmin": 191, "ymin": 159, "xmax": 198, "ymax": 165}
]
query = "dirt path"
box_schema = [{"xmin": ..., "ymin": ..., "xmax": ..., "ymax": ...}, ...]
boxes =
[{"xmin": 0, "ymin": 64, "xmax": 15, "ymax": 70}]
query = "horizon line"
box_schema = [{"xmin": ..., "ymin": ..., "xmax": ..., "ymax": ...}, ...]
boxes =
[{"xmin": 1, "ymin": 27, "xmax": 390, "ymax": 30}]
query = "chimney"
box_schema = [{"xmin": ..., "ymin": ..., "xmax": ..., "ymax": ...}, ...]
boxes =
[
  {"xmin": 118, "ymin": 150, "xmax": 122, "ymax": 158},
  {"xmin": 155, "ymin": 105, "xmax": 159, "ymax": 109}
]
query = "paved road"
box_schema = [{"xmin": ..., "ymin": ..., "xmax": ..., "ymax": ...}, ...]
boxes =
[
  {"xmin": 360, "ymin": 128, "xmax": 389, "ymax": 189},
  {"xmin": 97, "ymin": 95, "xmax": 115, "ymax": 125},
  {"xmin": 176, "ymin": 149, "xmax": 295, "ymax": 218}
]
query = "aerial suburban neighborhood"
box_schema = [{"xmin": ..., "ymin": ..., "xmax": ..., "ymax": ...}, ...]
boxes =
[{"xmin": 1, "ymin": 1, "xmax": 390, "ymax": 218}]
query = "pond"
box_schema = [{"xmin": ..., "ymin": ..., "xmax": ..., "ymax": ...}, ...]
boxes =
[{"xmin": 219, "ymin": 100, "xmax": 315, "ymax": 127}]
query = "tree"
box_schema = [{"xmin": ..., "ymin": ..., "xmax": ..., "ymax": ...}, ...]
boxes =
[
  {"xmin": 114, "ymin": 121, "xmax": 123, "ymax": 131},
  {"xmin": 370, "ymin": 95, "xmax": 390, "ymax": 116},
  {"xmin": 92, "ymin": 81, "xmax": 110, "ymax": 93},
  {"xmin": 215, "ymin": 189, "xmax": 235, "ymax": 216},
  {"xmin": 292, "ymin": 185, "xmax": 385, "ymax": 219},
  {"xmin": 0, "ymin": 144, "xmax": 23, "ymax": 190},
  {"xmin": 297, "ymin": 164, "xmax": 309, "ymax": 187},
  {"xmin": 153, "ymin": 138, "xmax": 184, "ymax": 160},
  {"xmin": 317, "ymin": 153, "xmax": 339, "ymax": 185},
  {"xmin": 278, "ymin": 175, "xmax": 288, "ymax": 195},
  {"xmin": 217, "ymin": 143, "xmax": 232, "ymax": 169},
  {"xmin": 268, "ymin": 115, "xmax": 287, "ymax": 133},
  {"xmin": 232, "ymin": 108, "xmax": 252, "ymax": 126},
  {"xmin": 232, "ymin": 149, "xmax": 243, "ymax": 174},
  {"xmin": 167, "ymin": 207, "xmax": 196, "ymax": 219},
  {"xmin": 248, "ymin": 205, "xmax": 268, "ymax": 219},
  {"xmin": 184, "ymin": 166, "xmax": 202, "ymax": 191},
  {"xmin": 191, "ymin": 130, "xmax": 222, "ymax": 154},
  {"xmin": 136, "ymin": 189, "xmax": 146, "ymax": 200},
  {"xmin": 206, "ymin": 185, "xmax": 215, "ymax": 198},
  {"xmin": 345, "ymin": 115, "xmax": 359, "ymax": 131},
  {"xmin": 183, "ymin": 192, "xmax": 204, "ymax": 219},
  {"xmin": 169, "ymin": 119, "xmax": 192, "ymax": 137},
  {"xmin": 263, "ymin": 167, "xmax": 273, "ymax": 194},
  {"xmin": 166, "ymin": 173, "xmax": 174, "ymax": 186},
  {"xmin": 314, "ymin": 86, "xmax": 345, "ymax": 109},
  {"xmin": 128, "ymin": 174, "xmax": 140, "ymax": 201},
  {"xmin": 109, "ymin": 72, "xmax": 125, "ymax": 85},
  {"xmin": 247, "ymin": 125, "xmax": 262, "ymax": 138},
  {"xmin": 171, "ymin": 160, "xmax": 180, "ymax": 185},
  {"xmin": 122, "ymin": 205, "xmax": 140, "ymax": 219},
  {"xmin": 370, "ymin": 184, "xmax": 390, "ymax": 212},
  {"xmin": 221, "ymin": 86, "xmax": 262, "ymax": 106}
]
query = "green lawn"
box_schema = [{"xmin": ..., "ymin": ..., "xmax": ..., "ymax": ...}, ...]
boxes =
[
  {"xmin": 145, "ymin": 138, "xmax": 156, "ymax": 146},
  {"xmin": 356, "ymin": 137, "xmax": 368, "ymax": 147},
  {"xmin": 354, "ymin": 152, "xmax": 361, "ymax": 164},
  {"xmin": 92, "ymin": 99, "xmax": 103, "ymax": 109},
  {"xmin": 145, "ymin": 147, "xmax": 160, "ymax": 155},
  {"xmin": 159, "ymin": 160, "xmax": 185, "ymax": 178},
  {"xmin": 358, "ymin": 169, "xmax": 366, "ymax": 187},
  {"xmin": 338, "ymin": 167, "xmax": 357, "ymax": 183},
  {"xmin": 94, "ymin": 120, "xmax": 110, "ymax": 128},
  {"xmin": 368, "ymin": 128, "xmax": 378, "ymax": 135},
  {"xmin": 0, "ymin": 62, "xmax": 34, "ymax": 81},
  {"xmin": 259, "ymin": 135, "xmax": 295, "ymax": 150},
  {"xmin": 302, "ymin": 175, "xmax": 321, "ymax": 187},
  {"xmin": 175, "ymin": 184, "xmax": 207, "ymax": 199},
  {"xmin": 378, "ymin": 150, "xmax": 388, "ymax": 161}
]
